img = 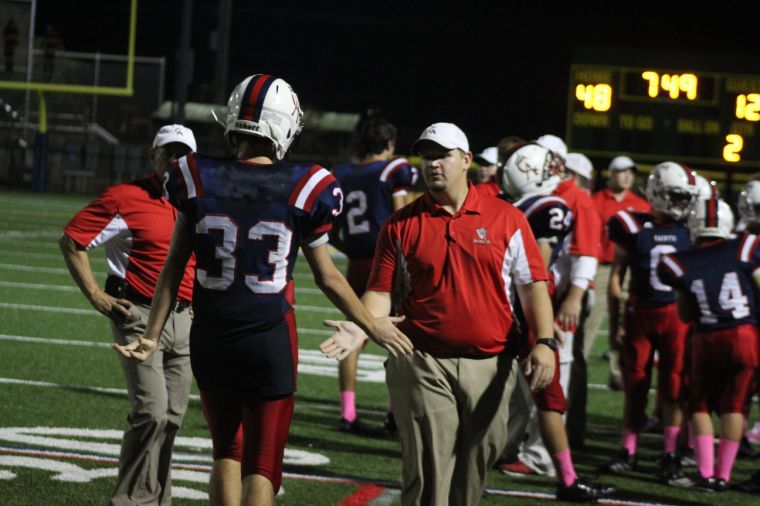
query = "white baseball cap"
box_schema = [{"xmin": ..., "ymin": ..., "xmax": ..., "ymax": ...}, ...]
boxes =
[
  {"xmin": 152, "ymin": 124, "xmax": 197, "ymax": 152},
  {"xmin": 566, "ymin": 152, "xmax": 593, "ymax": 179},
  {"xmin": 535, "ymin": 134, "xmax": 567, "ymax": 160},
  {"xmin": 608, "ymin": 155, "xmax": 637, "ymax": 172},
  {"xmin": 412, "ymin": 122, "xmax": 469, "ymax": 153},
  {"xmin": 474, "ymin": 146, "xmax": 498, "ymax": 166}
]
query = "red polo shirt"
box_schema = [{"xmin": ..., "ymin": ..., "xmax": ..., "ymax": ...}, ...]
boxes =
[
  {"xmin": 367, "ymin": 183, "xmax": 548, "ymax": 357},
  {"xmin": 592, "ymin": 188, "xmax": 651, "ymax": 263},
  {"xmin": 64, "ymin": 173, "xmax": 195, "ymax": 302},
  {"xmin": 475, "ymin": 181, "xmax": 500, "ymax": 198},
  {"xmin": 554, "ymin": 179, "xmax": 602, "ymax": 258}
]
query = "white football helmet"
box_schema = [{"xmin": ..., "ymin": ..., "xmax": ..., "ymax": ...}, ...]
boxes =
[
  {"xmin": 693, "ymin": 174, "xmax": 718, "ymax": 200},
  {"xmin": 645, "ymin": 161, "xmax": 698, "ymax": 219},
  {"xmin": 688, "ymin": 198, "xmax": 735, "ymax": 240},
  {"xmin": 738, "ymin": 180, "xmax": 760, "ymax": 225},
  {"xmin": 499, "ymin": 143, "xmax": 562, "ymax": 204},
  {"xmin": 221, "ymin": 74, "xmax": 303, "ymax": 160}
]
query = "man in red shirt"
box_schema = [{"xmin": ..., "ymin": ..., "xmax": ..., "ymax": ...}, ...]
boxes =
[
  {"xmin": 474, "ymin": 146, "xmax": 500, "ymax": 197},
  {"xmin": 586, "ymin": 156, "xmax": 651, "ymax": 389},
  {"xmin": 324, "ymin": 122, "xmax": 556, "ymax": 505},
  {"xmin": 60, "ymin": 125, "xmax": 197, "ymax": 505}
]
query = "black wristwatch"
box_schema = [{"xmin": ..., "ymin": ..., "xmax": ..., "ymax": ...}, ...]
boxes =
[{"xmin": 536, "ymin": 338, "xmax": 558, "ymax": 352}]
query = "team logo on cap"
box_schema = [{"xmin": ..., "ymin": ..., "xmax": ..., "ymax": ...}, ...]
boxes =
[
  {"xmin": 474, "ymin": 227, "xmax": 490, "ymax": 245},
  {"xmin": 174, "ymin": 127, "xmax": 184, "ymax": 136},
  {"xmin": 426, "ymin": 126, "xmax": 436, "ymax": 135}
]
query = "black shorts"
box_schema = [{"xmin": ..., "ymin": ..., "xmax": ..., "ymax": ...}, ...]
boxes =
[{"xmin": 190, "ymin": 311, "xmax": 298, "ymax": 399}]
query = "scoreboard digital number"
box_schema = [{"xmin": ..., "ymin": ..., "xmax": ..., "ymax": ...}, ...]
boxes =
[{"xmin": 566, "ymin": 65, "xmax": 760, "ymax": 169}]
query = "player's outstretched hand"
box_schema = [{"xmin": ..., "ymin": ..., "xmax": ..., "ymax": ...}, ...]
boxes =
[
  {"xmin": 112, "ymin": 337, "xmax": 158, "ymax": 362},
  {"xmin": 367, "ymin": 316, "xmax": 412, "ymax": 357},
  {"xmin": 321, "ymin": 320, "xmax": 368, "ymax": 360},
  {"xmin": 523, "ymin": 342, "xmax": 556, "ymax": 391},
  {"xmin": 89, "ymin": 289, "xmax": 132, "ymax": 323}
]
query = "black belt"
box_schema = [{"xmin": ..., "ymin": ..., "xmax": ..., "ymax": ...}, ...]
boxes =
[{"xmin": 106, "ymin": 275, "xmax": 190, "ymax": 313}]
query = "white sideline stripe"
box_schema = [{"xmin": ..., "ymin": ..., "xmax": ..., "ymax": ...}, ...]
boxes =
[
  {"xmin": 0, "ymin": 250, "xmax": 65, "ymax": 261},
  {"xmin": 0, "ymin": 280, "xmax": 324, "ymax": 296},
  {"xmin": 0, "ymin": 230, "xmax": 60, "ymax": 239},
  {"xmin": 0, "ymin": 262, "xmax": 106, "ymax": 276},
  {"xmin": 0, "ymin": 302, "xmax": 341, "ymax": 316}
]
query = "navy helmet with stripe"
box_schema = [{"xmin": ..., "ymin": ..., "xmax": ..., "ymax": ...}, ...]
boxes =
[{"xmin": 222, "ymin": 74, "xmax": 304, "ymax": 160}]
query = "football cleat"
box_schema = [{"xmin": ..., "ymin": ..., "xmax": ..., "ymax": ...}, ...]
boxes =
[
  {"xmin": 600, "ymin": 448, "xmax": 637, "ymax": 474},
  {"xmin": 556, "ymin": 478, "xmax": 616, "ymax": 502}
]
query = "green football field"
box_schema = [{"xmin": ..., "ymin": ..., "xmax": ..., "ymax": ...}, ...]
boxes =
[{"xmin": 1, "ymin": 190, "xmax": 759, "ymax": 505}]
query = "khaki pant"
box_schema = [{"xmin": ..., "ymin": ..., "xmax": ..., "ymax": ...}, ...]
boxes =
[
  {"xmin": 109, "ymin": 302, "xmax": 193, "ymax": 506},
  {"xmin": 386, "ymin": 350, "xmax": 517, "ymax": 506}
]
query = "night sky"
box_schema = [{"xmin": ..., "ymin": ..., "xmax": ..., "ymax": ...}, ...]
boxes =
[{"xmin": 34, "ymin": 0, "xmax": 760, "ymax": 151}]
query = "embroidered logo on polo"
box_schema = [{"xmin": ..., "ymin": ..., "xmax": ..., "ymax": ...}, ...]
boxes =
[{"xmin": 474, "ymin": 227, "xmax": 490, "ymax": 245}]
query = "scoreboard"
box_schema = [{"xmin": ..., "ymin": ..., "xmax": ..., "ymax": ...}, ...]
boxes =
[{"xmin": 566, "ymin": 64, "xmax": 760, "ymax": 171}]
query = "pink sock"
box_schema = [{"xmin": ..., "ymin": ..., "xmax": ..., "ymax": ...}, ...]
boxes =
[
  {"xmin": 694, "ymin": 434, "xmax": 714, "ymax": 479},
  {"xmin": 715, "ymin": 439, "xmax": 740, "ymax": 481},
  {"xmin": 622, "ymin": 429, "xmax": 638, "ymax": 455},
  {"xmin": 663, "ymin": 426, "xmax": 680, "ymax": 453},
  {"xmin": 552, "ymin": 449, "xmax": 577, "ymax": 487},
  {"xmin": 341, "ymin": 391, "xmax": 356, "ymax": 422}
]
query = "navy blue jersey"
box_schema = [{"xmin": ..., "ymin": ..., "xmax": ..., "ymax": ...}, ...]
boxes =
[
  {"xmin": 331, "ymin": 157, "xmax": 417, "ymax": 259},
  {"xmin": 515, "ymin": 194, "xmax": 573, "ymax": 243},
  {"xmin": 658, "ymin": 234, "xmax": 760, "ymax": 332},
  {"xmin": 607, "ymin": 210, "xmax": 691, "ymax": 304},
  {"xmin": 165, "ymin": 153, "xmax": 343, "ymax": 323}
]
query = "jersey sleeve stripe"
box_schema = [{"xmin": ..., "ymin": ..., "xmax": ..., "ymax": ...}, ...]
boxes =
[
  {"xmin": 186, "ymin": 155, "xmax": 204, "ymax": 197},
  {"xmin": 293, "ymin": 168, "xmax": 333, "ymax": 211},
  {"xmin": 392, "ymin": 189, "xmax": 408, "ymax": 198},
  {"xmin": 660, "ymin": 254, "xmax": 684, "ymax": 278},
  {"xmin": 616, "ymin": 210, "xmax": 639, "ymax": 233},
  {"xmin": 288, "ymin": 165, "xmax": 322, "ymax": 206},
  {"xmin": 379, "ymin": 158, "xmax": 408, "ymax": 182},
  {"xmin": 523, "ymin": 196, "xmax": 565, "ymax": 219},
  {"xmin": 178, "ymin": 156, "xmax": 197, "ymax": 199},
  {"xmin": 302, "ymin": 174, "xmax": 336, "ymax": 213},
  {"xmin": 740, "ymin": 233, "xmax": 758, "ymax": 262}
]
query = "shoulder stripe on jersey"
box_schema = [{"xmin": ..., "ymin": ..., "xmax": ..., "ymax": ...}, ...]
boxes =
[
  {"xmin": 302, "ymin": 173, "xmax": 336, "ymax": 213},
  {"xmin": 291, "ymin": 167, "xmax": 333, "ymax": 211},
  {"xmin": 616, "ymin": 210, "xmax": 639, "ymax": 233},
  {"xmin": 178, "ymin": 156, "xmax": 197, "ymax": 199},
  {"xmin": 379, "ymin": 158, "xmax": 408, "ymax": 182},
  {"xmin": 523, "ymin": 196, "xmax": 566, "ymax": 219},
  {"xmin": 740, "ymin": 233, "xmax": 758, "ymax": 262},
  {"xmin": 186, "ymin": 155, "xmax": 204, "ymax": 197},
  {"xmin": 660, "ymin": 254, "xmax": 684, "ymax": 278}
]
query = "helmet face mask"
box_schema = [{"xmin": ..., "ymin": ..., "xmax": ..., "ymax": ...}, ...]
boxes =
[
  {"xmin": 223, "ymin": 74, "xmax": 304, "ymax": 160},
  {"xmin": 499, "ymin": 143, "xmax": 561, "ymax": 204}
]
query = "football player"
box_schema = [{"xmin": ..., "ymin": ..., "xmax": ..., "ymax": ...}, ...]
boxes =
[
  {"xmin": 498, "ymin": 143, "xmax": 615, "ymax": 502},
  {"xmin": 602, "ymin": 162, "xmax": 697, "ymax": 485},
  {"xmin": 329, "ymin": 112, "xmax": 417, "ymax": 433},
  {"xmin": 658, "ymin": 197, "xmax": 756, "ymax": 492},
  {"xmin": 114, "ymin": 74, "xmax": 412, "ymax": 505}
]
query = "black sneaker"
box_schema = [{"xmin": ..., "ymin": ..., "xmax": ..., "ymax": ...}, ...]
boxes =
[
  {"xmin": 339, "ymin": 417, "xmax": 365, "ymax": 434},
  {"xmin": 737, "ymin": 470, "xmax": 760, "ymax": 493},
  {"xmin": 660, "ymin": 452, "xmax": 690, "ymax": 486},
  {"xmin": 739, "ymin": 436, "xmax": 754, "ymax": 458},
  {"xmin": 556, "ymin": 478, "xmax": 616, "ymax": 502},
  {"xmin": 383, "ymin": 412, "xmax": 397, "ymax": 434},
  {"xmin": 679, "ymin": 445, "xmax": 696, "ymax": 467},
  {"xmin": 600, "ymin": 448, "xmax": 637, "ymax": 474},
  {"xmin": 712, "ymin": 478, "xmax": 729, "ymax": 492}
]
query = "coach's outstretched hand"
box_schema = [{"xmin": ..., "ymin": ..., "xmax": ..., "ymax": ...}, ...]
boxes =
[
  {"xmin": 321, "ymin": 316, "xmax": 411, "ymax": 360},
  {"xmin": 112, "ymin": 336, "xmax": 158, "ymax": 362},
  {"xmin": 523, "ymin": 342, "xmax": 556, "ymax": 391}
]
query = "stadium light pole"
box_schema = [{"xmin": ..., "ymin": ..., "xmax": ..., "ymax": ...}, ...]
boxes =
[
  {"xmin": 213, "ymin": 0, "xmax": 232, "ymax": 104},
  {"xmin": 174, "ymin": 0, "xmax": 193, "ymax": 122}
]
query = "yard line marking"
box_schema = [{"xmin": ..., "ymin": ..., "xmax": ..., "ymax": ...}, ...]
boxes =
[
  {"xmin": 0, "ymin": 280, "xmax": 324, "ymax": 296},
  {"xmin": 0, "ymin": 250, "xmax": 64, "ymax": 261},
  {"xmin": 0, "ymin": 230, "xmax": 60, "ymax": 239},
  {"xmin": 338, "ymin": 484, "xmax": 386, "ymax": 505},
  {"xmin": 0, "ymin": 302, "xmax": 341, "ymax": 316},
  {"xmin": 0, "ymin": 262, "xmax": 100, "ymax": 276}
]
